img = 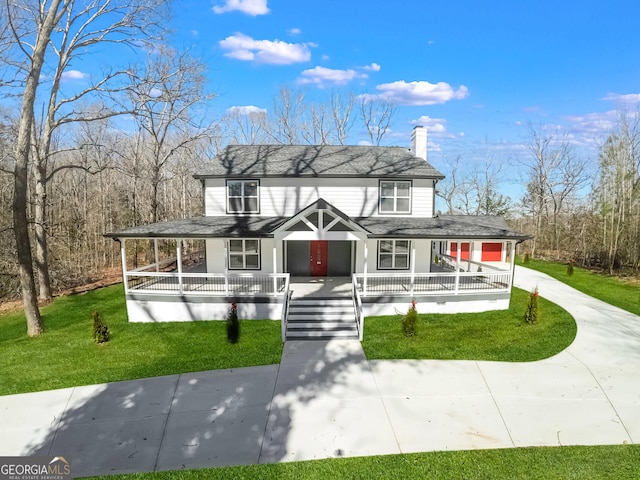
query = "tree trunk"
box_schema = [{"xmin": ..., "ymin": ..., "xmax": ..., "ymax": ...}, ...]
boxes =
[
  {"xmin": 34, "ymin": 164, "xmax": 53, "ymax": 302},
  {"xmin": 12, "ymin": 0, "xmax": 64, "ymax": 336}
]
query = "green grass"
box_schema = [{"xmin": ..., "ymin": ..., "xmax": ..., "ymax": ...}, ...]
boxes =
[
  {"xmin": 362, "ymin": 287, "xmax": 576, "ymax": 362},
  {"xmin": 85, "ymin": 445, "xmax": 640, "ymax": 480},
  {"xmin": 0, "ymin": 284, "xmax": 283, "ymax": 396},
  {"xmin": 519, "ymin": 256, "xmax": 640, "ymax": 316}
]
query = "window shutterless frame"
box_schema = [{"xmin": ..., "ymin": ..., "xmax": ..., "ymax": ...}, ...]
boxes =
[
  {"xmin": 377, "ymin": 239, "xmax": 410, "ymax": 270},
  {"xmin": 378, "ymin": 180, "xmax": 412, "ymax": 214},
  {"xmin": 226, "ymin": 179, "xmax": 260, "ymax": 214},
  {"xmin": 228, "ymin": 239, "xmax": 261, "ymax": 270}
]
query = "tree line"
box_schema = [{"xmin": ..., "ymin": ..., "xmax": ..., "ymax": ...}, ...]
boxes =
[{"xmin": 1, "ymin": 1, "xmax": 639, "ymax": 337}]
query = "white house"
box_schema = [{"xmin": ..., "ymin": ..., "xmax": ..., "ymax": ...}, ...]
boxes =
[{"xmin": 106, "ymin": 127, "xmax": 528, "ymax": 340}]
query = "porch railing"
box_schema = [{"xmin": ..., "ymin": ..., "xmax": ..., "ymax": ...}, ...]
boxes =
[
  {"xmin": 125, "ymin": 271, "xmax": 290, "ymax": 296},
  {"xmin": 352, "ymin": 275, "xmax": 365, "ymax": 341},
  {"xmin": 281, "ymin": 277, "xmax": 291, "ymax": 342},
  {"xmin": 353, "ymin": 271, "xmax": 511, "ymax": 296},
  {"xmin": 438, "ymin": 254, "xmax": 507, "ymax": 274}
]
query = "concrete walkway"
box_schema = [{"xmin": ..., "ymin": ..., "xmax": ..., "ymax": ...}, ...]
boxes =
[{"xmin": 1, "ymin": 266, "xmax": 638, "ymax": 477}]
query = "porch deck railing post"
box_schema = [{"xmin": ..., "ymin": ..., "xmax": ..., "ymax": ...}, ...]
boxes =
[
  {"xmin": 273, "ymin": 246, "xmax": 277, "ymax": 296},
  {"xmin": 120, "ymin": 239, "xmax": 128, "ymax": 294},
  {"xmin": 154, "ymin": 239, "xmax": 159, "ymax": 273},
  {"xmin": 410, "ymin": 246, "xmax": 416, "ymax": 296},
  {"xmin": 224, "ymin": 243, "xmax": 229, "ymax": 295},
  {"xmin": 177, "ymin": 239, "xmax": 183, "ymax": 294},
  {"xmin": 454, "ymin": 242, "xmax": 461, "ymax": 294},
  {"xmin": 363, "ymin": 242, "xmax": 368, "ymax": 295}
]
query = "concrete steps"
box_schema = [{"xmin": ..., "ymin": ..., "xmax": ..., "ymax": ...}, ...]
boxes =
[{"xmin": 286, "ymin": 297, "xmax": 358, "ymax": 340}]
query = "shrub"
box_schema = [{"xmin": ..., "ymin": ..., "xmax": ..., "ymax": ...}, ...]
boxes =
[
  {"xmin": 524, "ymin": 252, "xmax": 530, "ymax": 264},
  {"xmin": 434, "ymin": 255, "xmax": 439, "ymax": 265},
  {"xmin": 227, "ymin": 302, "xmax": 240, "ymax": 344},
  {"xmin": 567, "ymin": 259, "xmax": 575, "ymax": 276},
  {"xmin": 92, "ymin": 311, "xmax": 110, "ymax": 344},
  {"xmin": 524, "ymin": 287, "xmax": 539, "ymax": 325},
  {"xmin": 402, "ymin": 299, "xmax": 418, "ymax": 337}
]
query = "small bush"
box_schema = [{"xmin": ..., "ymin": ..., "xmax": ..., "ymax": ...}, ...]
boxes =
[
  {"xmin": 524, "ymin": 252, "xmax": 530, "ymax": 265},
  {"xmin": 92, "ymin": 311, "xmax": 110, "ymax": 344},
  {"xmin": 567, "ymin": 259, "xmax": 575, "ymax": 276},
  {"xmin": 434, "ymin": 255, "xmax": 439, "ymax": 265},
  {"xmin": 402, "ymin": 300, "xmax": 418, "ymax": 337},
  {"xmin": 227, "ymin": 302, "xmax": 240, "ymax": 344},
  {"xmin": 524, "ymin": 287, "xmax": 539, "ymax": 325}
]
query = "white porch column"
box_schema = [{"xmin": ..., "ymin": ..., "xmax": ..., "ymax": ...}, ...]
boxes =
[
  {"xmin": 177, "ymin": 239, "xmax": 183, "ymax": 293},
  {"xmin": 454, "ymin": 241, "xmax": 461, "ymax": 294},
  {"xmin": 120, "ymin": 239, "xmax": 128, "ymax": 294},
  {"xmin": 224, "ymin": 242, "xmax": 229, "ymax": 295},
  {"xmin": 273, "ymin": 245, "xmax": 278, "ymax": 295},
  {"xmin": 509, "ymin": 241, "xmax": 517, "ymax": 288},
  {"xmin": 410, "ymin": 244, "xmax": 416, "ymax": 296},
  {"xmin": 363, "ymin": 241, "xmax": 368, "ymax": 295},
  {"xmin": 502, "ymin": 241, "xmax": 507, "ymax": 263},
  {"xmin": 154, "ymin": 239, "xmax": 159, "ymax": 272}
]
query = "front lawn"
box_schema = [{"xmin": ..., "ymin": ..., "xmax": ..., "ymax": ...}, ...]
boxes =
[
  {"xmin": 86, "ymin": 445, "xmax": 639, "ymax": 480},
  {"xmin": 0, "ymin": 284, "xmax": 283, "ymax": 396},
  {"xmin": 362, "ymin": 287, "xmax": 576, "ymax": 362},
  {"xmin": 519, "ymin": 256, "xmax": 640, "ymax": 316}
]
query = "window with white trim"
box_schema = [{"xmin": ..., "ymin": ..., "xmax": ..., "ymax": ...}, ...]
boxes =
[
  {"xmin": 379, "ymin": 181, "xmax": 411, "ymax": 213},
  {"xmin": 227, "ymin": 180, "xmax": 259, "ymax": 213},
  {"xmin": 228, "ymin": 239, "xmax": 260, "ymax": 270},
  {"xmin": 378, "ymin": 240, "xmax": 410, "ymax": 269}
]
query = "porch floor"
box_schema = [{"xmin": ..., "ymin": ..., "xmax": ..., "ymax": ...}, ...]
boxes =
[{"xmin": 289, "ymin": 276, "xmax": 353, "ymax": 298}]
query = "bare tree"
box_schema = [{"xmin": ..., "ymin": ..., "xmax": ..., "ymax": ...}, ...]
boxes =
[
  {"xmin": 520, "ymin": 125, "xmax": 588, "ymax": 257},
  {"xmin": 329, "ymin": 92, "xmax": 355, "ymax": 145},
  {"xmin": 1, "ymin": 0, "xmax": 168, "ymax": 335},
  {"xmin": 358, "ymin": 97, "xmax": 396, "ymax": 146},
  {"xmin": 126, "ymin": 46, "xmax": 214, "ymax": 223},
  {"xmin": 223, "ymin": 107, "xmax": 267, "ymax": 144},
  {"xmin": 267, "ymin": 86, "xmax": 306, "ymax": 144}
]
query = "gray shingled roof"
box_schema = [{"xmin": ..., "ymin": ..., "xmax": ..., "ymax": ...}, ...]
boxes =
[
  {"xmin": 104, "ymin": 216, "xmax": 288, "ymax": 239},
  {"xmin": 106, "ymin": 214, "xmax": 528, "ymax": 240},
  {"xmin": 356, "ymin": 216, "xmax": 529, "ymax": 240},
  {"xmin": 194, "ymin": 144, "xmax": 444, "ymax": 179}
]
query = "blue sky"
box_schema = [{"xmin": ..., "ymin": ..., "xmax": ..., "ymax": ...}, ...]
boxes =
[
  {"xmin": 167, "ymin": 1, "xmax": 640, "ymax": 164},
  {"xmin": 54, "ymin": 0, "xmax": 640, "ymax": 194}
]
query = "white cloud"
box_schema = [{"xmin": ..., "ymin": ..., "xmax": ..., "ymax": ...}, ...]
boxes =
[
  {"xmin": 297, "ymin": 66, "xmax": 366, "ymax": 87},
  {"xmin": 409, "ymin": 115, "xmax": 447, "ymax": 134},
  {"xmin": 361, "ymin": 63, "xmax": 381, "ymax": 72},
  {"xmin": 602, "ymin": 92, "xmax": 640, "ymax": 103},
  {"xmin": 226, "ymin": 105, "xmax": 267, "ymax": 116},
  {"xmin": 61, "ymin": 70, "xmax": 89, "ymax": 81},
  {"xmin": 361, "ymin": 80, "xmax": 469, "ymax": 106},
  {"xmin": 219, "ymin": 33, "xmax": 312, "ymax": 65},
  {"xmin": 213, "ymin": 0, "xmax": 269, "ymax": 16},
  {"xmin": 563, "ymin": 110, "xmax": 618, "ymax": 140},
  {"xmin": 289, "ymin": 28, "xmax": 301, "ymax": 36}
]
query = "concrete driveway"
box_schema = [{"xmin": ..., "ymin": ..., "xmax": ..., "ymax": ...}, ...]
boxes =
[{"xmin": 0, "ymin": 266, "xmax": 638, "ymax": 477}]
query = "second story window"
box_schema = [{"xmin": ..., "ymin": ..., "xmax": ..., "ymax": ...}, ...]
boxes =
[
  {"xmin": 379, "ymin": 180, "xmax": 411, "ymax": 214},
  {"xmin": 227, "ymin": 180, "xmax": 259, "ymax": 213}
]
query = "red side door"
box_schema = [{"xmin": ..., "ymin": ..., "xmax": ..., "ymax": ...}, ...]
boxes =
[
  {"xmin": 450, "ymin": 242, "xmax": 470, "ymax": 260},
  {"xmin": 310, "ymin": 240, "xmax": 328, "ymax": 276},
  {"xmin": 481, "ymin": 242, "xmax": 503, "ymax": 262}
]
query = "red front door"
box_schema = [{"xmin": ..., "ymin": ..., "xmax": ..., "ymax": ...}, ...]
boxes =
[{"xmin": 310, "ymin": 240, "xmax": 328, "ymax": 276}]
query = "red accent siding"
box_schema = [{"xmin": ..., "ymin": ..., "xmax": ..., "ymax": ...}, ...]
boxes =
[
  {"xmin": 450, "ymin": 242, "xmax": 470, "ymax": 260},
  {"xmin": 481, "ymin": 242, "xmax": 503, "ymax": 262}
]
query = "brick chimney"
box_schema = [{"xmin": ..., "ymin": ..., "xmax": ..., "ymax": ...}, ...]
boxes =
[{"xmin": 411, "ymin": 125, "xmax": 427, "ymax": 161}]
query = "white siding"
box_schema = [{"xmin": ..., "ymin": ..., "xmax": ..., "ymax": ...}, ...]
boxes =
[{"xmin": 204, "ymin": 177, "xmax": 435, "ymax": 218}]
